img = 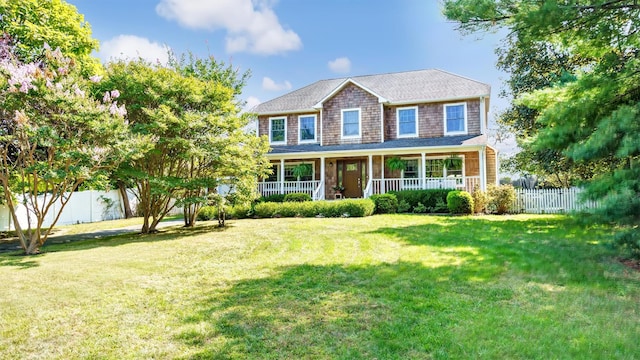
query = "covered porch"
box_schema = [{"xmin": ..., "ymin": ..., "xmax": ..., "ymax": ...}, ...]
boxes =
[{"xmin": 257, "ymin": 145, "xmax": 496, "ymax": 200}]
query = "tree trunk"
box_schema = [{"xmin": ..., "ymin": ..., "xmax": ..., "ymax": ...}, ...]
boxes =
[{"xmin": 118, "ymin": 182, "xmax": 134, "ymax": 218}]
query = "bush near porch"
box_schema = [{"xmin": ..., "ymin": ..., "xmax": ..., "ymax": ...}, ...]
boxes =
[
  {"xmin": 389, "ymin": 189, "xmax": 452, "ymax": 213},
  {"xmin": 254, "ymin": 199, "xmax": 375, "ymax": 218}
]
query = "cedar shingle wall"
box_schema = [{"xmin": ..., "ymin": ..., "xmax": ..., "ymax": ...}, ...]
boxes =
[
  {"xmin": 487, "ymin": 147, "xmax": 497, "ymax": 185},
  {"xmin": 258, "ymin": 113, "xmax": 319, "ymax": 145},
  {"xmin": 322, "ymin": 84, "xmax": 381, "ymax": 145},
  {"xmin": 384, "ymin": 99, "xmax": 482, "ymax": 140}
]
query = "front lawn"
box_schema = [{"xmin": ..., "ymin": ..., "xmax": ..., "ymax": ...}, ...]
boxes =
[{"xmin": 1, "ymin": 215, "xmax": 638, "ymax": 359}]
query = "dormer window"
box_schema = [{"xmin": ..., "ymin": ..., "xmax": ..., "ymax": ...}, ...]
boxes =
[
  {"xmin": 341, "ymin": 108, "xmax": 361, "ymax": 138},
  {"xmin": 269, "ymin": 117, "xmax": 286, "ymax": 144}
]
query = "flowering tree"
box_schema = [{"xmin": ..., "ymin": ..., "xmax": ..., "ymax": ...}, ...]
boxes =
[{"xmin": 0, "ymin": 35, "xmax": 136, "ymax": 254}]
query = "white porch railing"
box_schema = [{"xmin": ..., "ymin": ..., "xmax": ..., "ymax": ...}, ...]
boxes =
[
  {"xmin": 258, "ymin": 181, "xmax": 320, "ymax": 198},
  {"xmin": 370, "ymin": 176, "xmax": 480, "ymax": 195},
  {"xmin": 312, "ymin": 181, "xmax": 325, "ymax": 201}
]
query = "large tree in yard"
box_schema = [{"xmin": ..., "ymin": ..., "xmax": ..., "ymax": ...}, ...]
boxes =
[
  {"xmin": 443, "ymin": 0, "xmax": 640, "ymax": 255},
  {"xmin": 0, "ymin": 37, "xmax": 135, "ymax": 254},
  {"xmin": 100, "ymin": 57, "xmax": 270, "ymax": 233}
]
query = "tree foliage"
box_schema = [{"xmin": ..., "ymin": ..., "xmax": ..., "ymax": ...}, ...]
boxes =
[
  {"xmin": 0, "ymin": 37, "xmax": 134, "ymax": 254},
  {"xmin": 99, "ymin": 57, "xmax": 269, "ymax": 233},
  {"xmin": 444, "ymin": 0, "xmax": 640, "ymax": 254},
  {"xmin": 0, "ymin": 0, "xmax": 101, "ymax": 75}
]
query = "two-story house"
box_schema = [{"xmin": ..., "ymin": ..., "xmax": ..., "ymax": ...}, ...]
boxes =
[{"xmin": 254, "ymin": 69, "xmax": 498, "ymax": 200}]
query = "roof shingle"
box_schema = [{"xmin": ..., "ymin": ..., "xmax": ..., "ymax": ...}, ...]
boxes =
[{"xmin": 254, "ymin": 69, "xmax": 490, "ymax": 114}]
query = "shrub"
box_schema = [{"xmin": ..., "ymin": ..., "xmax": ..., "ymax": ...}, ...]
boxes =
[
  {"xmin": 370, "ymin": 193, "xmax": 398, "ymax": 214},
  {"xmin": 397, "ymin": 199, "xmax": 411, "ymax": 213},
  {"xmin": 614, "ymin": 229, "xmax": 640, "ymax": 259},
  {"xmin": 487, "ymin": 184, "xmax": 517, "ymax": 214},
  {"xmin": 284, "ymin": 192, "xmax": 312, "ymax": 202},
  {"xmin": 447, "ymin": 190, "xmax": 474, "ymax": 214},
  {"xmin": 432, "ymin": 198, "xmax": 448, "ymax": 213},
  {"xmin": 229, "ymin": 204, "xmax": 252, "ymax": 219},
  {"xmin": 253, "ymin": 199, "xmax": 375, "ymax": 218},
  {"xmin": 389, "ymin": 189, "xmax": 453, "ymax": 213},
  {"xmin": 471, "ymin": 185, "xmax": 488, "ymax": 214},
  {"xmin": 196, "ymin": 205, "xmax": 218, "ymax": 221},
  {"xmin": 259, "ymin": 194, "xmax": 286, "ymax": 203},
  {"xmin": 413, "ymin": 202, "xmax": 427, "ymax": 213}
]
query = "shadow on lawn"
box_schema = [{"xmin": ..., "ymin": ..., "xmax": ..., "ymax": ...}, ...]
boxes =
[
  {"xmin": 0, "ymin": 221, "xmax": 232, "ymax": 265},
  {"xmin": 177, "ymin": 261, "xmax": 475, "ymax": 359},
  {"xmin": 175, "ymin": 217, "xmax": 618, "ymax": 359}
]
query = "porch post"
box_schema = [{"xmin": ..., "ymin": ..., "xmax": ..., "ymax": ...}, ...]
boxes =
[
  {"xmin": 479, "ymin": 147, "xmax": 487, "ymax": 191},
  {"xmin": 368, "ymin": 154, "xmax": 373, "ymax": 195},
  {"xmin": 421, "ymin": 152, "xmax": 426, "ymax": 190},
  {"xmin": 280, "ymin": 158, "xmax": 285, "ymax": 194},
  {"xmin": 381, "ymin": 155, "xmax": 385, "ymax": 193},
  {"xmin": 320, "ymin": 156, "xmax": 326, "ymax": 200}
]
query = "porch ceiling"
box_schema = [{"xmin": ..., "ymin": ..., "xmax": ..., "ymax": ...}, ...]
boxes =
[{"xmin": 267, "ymin": 134, "xmax": 488, "ymax": 158}]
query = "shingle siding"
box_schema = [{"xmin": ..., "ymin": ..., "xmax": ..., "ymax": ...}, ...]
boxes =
[
  {"xmin": 322, "ymin": 83, "xmax": 381, "ymax": 145},
  {"xmin": 384, "ymin": 99, "xmax": 482, "ymax": 141},
  {"xmin": 258, "ymin": 113, "xmax": 319, "ymax": 146}
]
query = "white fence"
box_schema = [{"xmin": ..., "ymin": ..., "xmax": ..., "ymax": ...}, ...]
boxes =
[
  {"xmin": 0, "ymin": 189, "xmax": 183, "ymax": 231},
  {"xmin": 511, "ymin": 187, "xmax": 599, "ymax": 214}
]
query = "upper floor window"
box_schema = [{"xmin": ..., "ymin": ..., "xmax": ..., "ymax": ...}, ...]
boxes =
[
  {"xmin": 299, "ymin": 115, "xmax": 316, "ymax": 143},
  {"xmin": 269, "ymin": 117, "xmax": 286, "ymax": 144},
  {"xmin": 444, "ymin": 103, "xmax": 467, "ymax": 135},
  {"xmin": 397, "ymin": 107, "xmax": 418, "ymax": 137},
  {"xmin": 341, "ymin": 108, "xmax": 361, "ymax": 138}
]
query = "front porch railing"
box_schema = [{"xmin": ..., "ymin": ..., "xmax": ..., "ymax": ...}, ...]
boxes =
[
  {"xmin": 369, "ymin": 176, "xmax": 481, "ymax": 196},
  {"xmin": 258, "ymin": 180, "xmax": 320, "ymax": 198}
]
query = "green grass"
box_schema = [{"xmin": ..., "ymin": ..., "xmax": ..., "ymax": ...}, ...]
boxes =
[{"xmin": 1, "ymin": 214, "xmax": 638, "ymax": 359}]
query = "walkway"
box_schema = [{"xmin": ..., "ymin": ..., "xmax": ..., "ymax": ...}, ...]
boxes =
[{"xmin": 0, "ymin": 220, "xmax": 183, "ymax": 253}]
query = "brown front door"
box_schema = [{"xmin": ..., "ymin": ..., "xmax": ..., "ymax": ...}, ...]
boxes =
[{"xmin": 340, "ymin": 160, "xmax": 365, "ymax": 198}]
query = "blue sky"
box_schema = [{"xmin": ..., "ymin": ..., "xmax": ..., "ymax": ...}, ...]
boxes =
[{"xmin": 68, "ymin": 0, "xmax": 512, "ymax": 152}]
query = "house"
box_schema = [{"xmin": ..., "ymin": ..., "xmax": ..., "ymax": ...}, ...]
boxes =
[{"xmin": 253, "ymin": 69, "xmax": 498, "ymax": 200}]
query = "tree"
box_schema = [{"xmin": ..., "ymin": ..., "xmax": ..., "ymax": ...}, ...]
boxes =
[
  {"xmin": 0, "ymin": 0, "xmax": 101, "ymax": 75},
  {"xmin": 0, "ymin": 37, "xmax": 134, "ymax": 254},
  {"xmin": 99, "ymin": 57, "xmax": 269, "ymax": 233},
  {"xmin": 443, "ymin": 0, "xmax": 640, "ymax": 254}
]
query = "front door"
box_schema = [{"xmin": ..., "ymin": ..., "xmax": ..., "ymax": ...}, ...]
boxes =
[{"xmin": 340, "ymin": 160, "xmax": 365, "ymax": 198}]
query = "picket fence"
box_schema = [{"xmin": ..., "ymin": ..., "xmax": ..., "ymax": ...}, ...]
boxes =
[
  {"xmin": 510, "ymin": 187, "xmax": 599, "ymax": 214},
  {"xmin": 0, "ymin": 189, "xmax": 182, "ymax": 232}
]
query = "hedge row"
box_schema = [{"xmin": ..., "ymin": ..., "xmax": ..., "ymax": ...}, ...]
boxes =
[
  {"xmin": 254, "ymin": 199, "xmax": 375, "ymax": 218},
  {"xmin": 197, "ymin": 199, "xmax": 375, "ymax": 220}
]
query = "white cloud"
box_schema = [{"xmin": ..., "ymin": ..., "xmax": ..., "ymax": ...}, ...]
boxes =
[
  {"xmin": 262, "ymin": 77, "xmax": 292, "ymax": 91},
  {"xmin": 99, "ymin": 35, "xmax": 171, "ymax": 65},
  {"xmin": 156, "ymin": 0, "xmax": 301, "ymax": 55},
  {"xmin": 244, "ymin": 96, "xmax": 262, "ymax": 112},
  {"xmin": 328, "ymin": 57, "xmax": 351, "ymax": 74}
]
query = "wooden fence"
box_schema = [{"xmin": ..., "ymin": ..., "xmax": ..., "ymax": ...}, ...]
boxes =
[{"xmin": 510, "ymin": 187, "xmax": 599, "ymax": 214}]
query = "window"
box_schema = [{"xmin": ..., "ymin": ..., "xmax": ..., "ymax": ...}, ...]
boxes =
[
  {"xmin": 425, "ymin": 159, "xmax": 444, "ymax": 178},
  {"xmin": 298, "ymin": 115, "xmax": 316, "ymax": 142},
  {"xmin": 269, "ymin": 117, "xmax": 286, "ymax": 144},
  {"xmin": 402, "ymin": 159, "xmax": 419, "ymax": 179},
  {"xmin": 341, "ymin": 108, "xmax": 360, "ymax": 138},
  {"xmin": 284, "ymin": 163, "xmax": 313, "ymax": 181},
  {"xmin": 397, "ymin": 107, "xmax": 417, "ymax": 137},
  {"xmin": 444, "ymin": 103, "xmax": 467, "ymax": 135}
]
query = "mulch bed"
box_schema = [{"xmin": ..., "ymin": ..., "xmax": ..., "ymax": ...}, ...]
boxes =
[{"xmin": 620, "ymin": 258, "xmax": 640, "ymax": 272}]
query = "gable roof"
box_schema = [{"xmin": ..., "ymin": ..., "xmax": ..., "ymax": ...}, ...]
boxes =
[{"xmin": 254, "ymin": 69, "xmax": 491, "ymax": 115}]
